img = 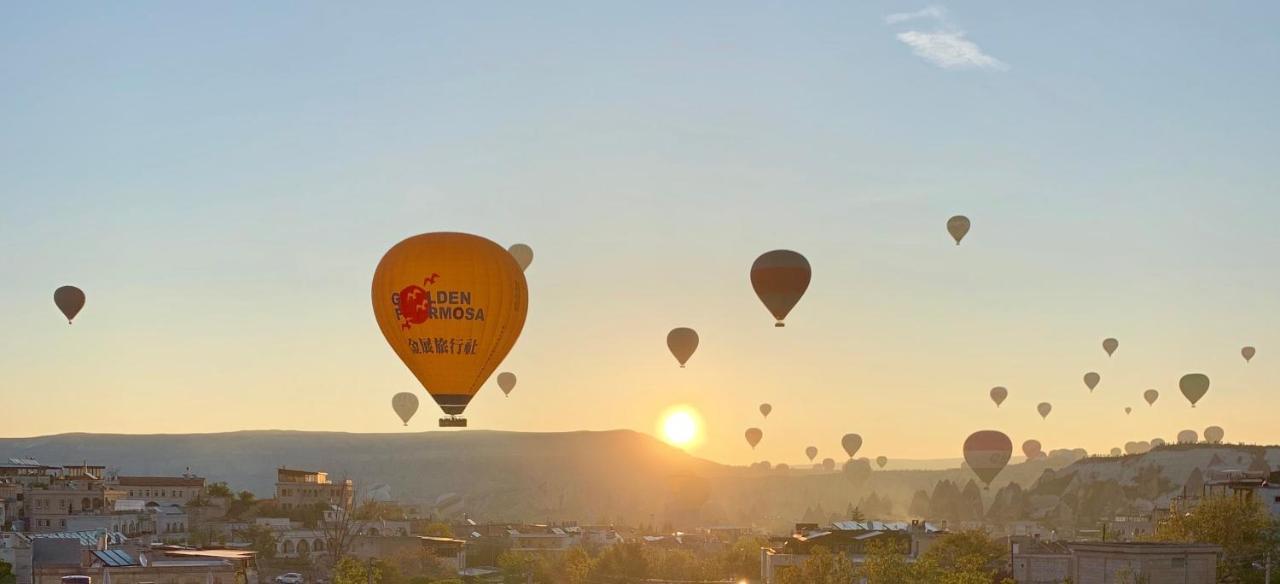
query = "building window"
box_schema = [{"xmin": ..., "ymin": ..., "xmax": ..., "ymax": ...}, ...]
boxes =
[{"xmin": 1172, "ymin": 557, "xmax": 1186, "ymax": 568}]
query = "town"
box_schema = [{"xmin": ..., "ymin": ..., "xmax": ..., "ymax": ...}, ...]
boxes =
[{"xmin": 3, "ymin": 448, "xmax": 1278, "ymax": 584}]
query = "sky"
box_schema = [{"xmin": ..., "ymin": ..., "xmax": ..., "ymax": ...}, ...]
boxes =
[{"xmin": 2, "ymin": 2, "xmax": 1279, "ymax": 465}]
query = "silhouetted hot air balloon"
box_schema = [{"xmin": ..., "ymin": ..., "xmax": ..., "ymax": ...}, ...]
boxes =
[
  {"xmin": 805, "ymin": 446, "xmax": 818, "ymax": 462},
  {"xmin": 54, "ymin": 286, "xmax": 85, "ymax": 324},
  {"xmin": 1110, "ymin": 447, "xmax": 1122, "ymax": 456},
  {"xmin": 1177, "ymin": 429, "xmax": 1199, "ymax": 444},
  {"xmin": 989, "ymin": 386, "xmax": 1007, "ymax": 407},
  {"xmin": 372, "ymin": 233, "xmax": 528, "ymax": 426},
  {"xmin": 497, "ymin": 372, "xmax": 517, "ymax": 397},
  {"xmin": 1022, "ymin": 439, "xmax": 1042, "ymax": 460},
  {"xmin": 1179, "ymin": 373, "xmax": 1210, "ymax": 408},
  {"xmin": 745, "ymin": 428, "xmax": 763, "ymax": 449},
  {"xmin": 1204, "ymin": 426, "xmax": 1224, "ymax": 444},
  {"xmin": 391, "ymin": 392, "xmax": 419, "ymax": 426},
  {"xmin": 1103, "ymin": 338, "xmax": 1118, "ymax": 357},
  {"xmin": 750, "ymin": 250, "xmax": 810, "ymax": 327},
  {"xmin": 508, "ymin": 244, "xmax": 534, "ymax": 272},
  {"xmin": 1037, "ymin": 402, "xmax": 1052, "ymax": 419},
  {"xmin": 1083, "ymin": 372, "xmax": 1100, "ymax": 392},
  {"xmin": 822, "ymin": 458, "xmax": 836, "ymax": 471},
  {"xmin": 1242, "ymin": 346, "xmax": 1256, "ymax": 363},
  {"xmin": 1124, "ymin": 407, "xmax": 1132, "ymax": 415},
  {"xmin": 759, "ymin": 403, "xmax": 772, "ymax": 418},
  {"xmin": 666, "ymin": 328, "xmax": 699, "ymax": 368},
  {"xmin": 841, "ymin": 434, "xmax": 863, "ymax": 459},
  {"xmin": 963, "ymin": 430, "xmax": 1011, "ymax": 489},
  {"xmin": 946, "ymin": 215, "xmax": 971, "ymax": 245},
  {"xmin": 1150, "ymin": 438, "xmax": 1165, "ymax": 448},
  {"xmin": 1144, "ymin": 389, "xmax": 1159, "ymax": 406},
  {"xmin": 875, "ymin": 456, "xmax": 887, "ymax": 469}
]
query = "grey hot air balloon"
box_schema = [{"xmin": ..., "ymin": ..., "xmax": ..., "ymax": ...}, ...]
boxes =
[
  {"xmin": 841, "ymin": 434, "xmax": 863, "ymax": 459},
  {"xmin": 1103, "ymin": 338, "xmax": 1118, "ymax": 357},
  {"xmin": 391, "ymin": 392, "xmax": 419, "ymax": 426},
  {"xmin": 1124, "ymin": 407, "xmax": 1132, "ymax": 415},
  {"xmin": 963, "ymin": 430, "xmax": 1012, "ymax": 489},
  {"xmin": 1150, "ymin": 438, "xmax": 1166, "ymax": 448},
  {"xmin": 666, "ymin": 328, "xmax": 699, "ymax": 368},
  {"xmin": 1144, "ymin": 389, "xmax": 1159, "ymax": 406},
  {"xmin": 759, "ymin": 403, "xmax": 772, "ymax": 418},
  {"xmin": 1037, "ymin": 402, "xmax": 1052, "ymax": 419},
  {"xmin": 745, "ymin": 428, "xmax": 763, "ymax": 449},
  {"xmin": 1204, "ymin": 426, "xmax": 1225, "ymax": 444},
  {"xmin": 750, "ymin": 250, "xmax": 811, "ymax": 327},
  {"xmin": 989, "ymin": 386, "xmax": 1007, "ymax": 407},
  {"xmin": 875, "ymin": 456, "xmax": 888, "ymax": 469},
  {"xmin": 805, "ymin": 446, "xmax": 818, "ymax": 462},
  {"xmin": 1110, "ymin": 447, "xmax": 1122, "ymax": 456},
  {"xmin": 822, "ymin": 458, "xmax": 836, "ymax": 471},
  {"xmin": 1177, "ymin": 429, "xmax": 1199, "ymax": 444},
  {"xmin": 1022, "ymin": 439, "xmax": 1042, "ymax": 460},
  {"xmin": 54, "ymin": 286, "xmax": 85, "ymax": 324},
  {"xmin": 1179, "ymin": 373, "xmax": 1210, "ymax": 407},
  {"xmin": 947, "ymin": 215, "xmax": 971, "ymax": 245},
  {"xmin": 508, "ymin": 244, "xmax": 534, "ymax": 272},
  {"xmin": 497, "ymin": 372, "xmax": 517, "ymax": 397},
  {"xmin": 1242, "ymin": 346, "xmax": 1256, "ymax": 363},
  {"xmin": 1083, "ymin": 372, "xmax": 1100, "ymax": 392}
]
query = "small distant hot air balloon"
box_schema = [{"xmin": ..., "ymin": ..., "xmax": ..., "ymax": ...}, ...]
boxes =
[
  {"xmin": 508, "ymin": 244, "xmax": 534, "ymax": 272},
  {"xmin": 391, "ymin": 392, "xmax": 419, "ymax": 426},
  {"xmin": 372, "ymin": 232, "xmax": 529, "ymax": 426},
  {"xmin": 875, "ymin": 456, "xmax": 887, "ymax": 469},
  {"xmin": 1022, "ymin": 439, "xmax": 1042, "ymax": 460},
  {"xmin": 750, "ymin": 250, "xmax": 811, "ymax": 327},
  {"xmin": 1150, "ymin": 438, "xmax": 1166, "ymax": 448},
  {"xmin": 1124, "ymin": 407, "xmax": 1132, "ymax": 415},
  {"xmin": 1144, "ymin": 389, "xmax": 1159, "ymax": 406},
  {"xmin": 1110, "ymin": 447, "xmax": 1122, "ymax": 456},
  {"xmin": 1103, "ymin": 338, "xmax": 1118, "ymax": 357},
  {"xmin": 497, "ymin": 372, "xmax": 517, "ymax": 397},
  {"xmin": 666, "ymin": 328, "xmax": 699, "ymax": 368},
  {"xmin": 821, "ymin": 458, "xmax": 836, "ymax": 471},
  {"xmin": 805, "ymin": 446, "xmax": 818, "ymax": 462},
  {"xmin": 1177, "ymin": 429, "xmax": 1199, "ymax": 445},
  {"xmin": 963, "ymin": 430, "xmax": 1012, "ymax": 489},
  {"xmin": 1083, "ymin": 372, "xmax": 1100, "ymax": 392},
  {"xmin": 745, "ymin": 428, "xmax": 763, "ymax": 449},
  {"xmin": 759, "ymin": 403, "xmax": 772, "ymax": 418},
  {"xmin": 54, "ymin": 286, "xmax": 85, "ymax": 324},
  {"xmin": 989, "ymin": 386, "xmax": 1007, "ymax": 407},
  {"xmin": 1242, "ymin": 346, "xmax": 1256, "ymax": 363},
  {"xmin": 1179, "ymin": 373, "xmax": 1210, "ymax": 408},
  {"xmin": 1037, "ymin": 402, "xmax": 1052, "ymax": 419},
  {"xmin": 841, "ymin": 434, "xmax": 863, "ymax": 459},
  {"xmin": 946, "ymin": 215, "xmax": 971, "ymax": 245},
  {"xmin": 1204, "ymin": 426, "xmax": 1225, "ymax": 444}
]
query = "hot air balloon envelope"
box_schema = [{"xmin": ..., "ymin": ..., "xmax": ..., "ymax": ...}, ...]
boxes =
[
  {"xmin": 1179, "ymin": 373, "xmax": 1210, "ymax": 407},
  {"xmin": 750, "ymin": 250, "xmax": 810, "ymax": 327},
  {"xmin": 989, "ymin": 386, "xmax": 1007, "ymax": 407},
  {"xmin": 497, "ymin": 372, "xmax": 517, "ymax": 396},
  {"xmin": 745, "ymin": 428, "xmax": 763, "ymax": 449},
  {"xmin": 1037, "ymin": 402, "xmax": 1052, "ymax": 419},
  {"xmin": 508, "ymin": 244, "xmax": 534, "ymax": 272},
  {"xmin": 372, "ymin": 233, "xmax": 529, "ymax": 425},
  {"xmin": 1084, "ymin": 372, "xmax": 1100, "ymax": 391},
  {"xmin": 667, "ymin": 328, "xmax": 699, "ymax": 367},
  {"xmin": 805, "ymin": 446, "xmax": 818, "ymax": 462},
  {"xmin": 54, "ymin": 286, "xmax": 85, "ymax": 324},
  {"xmin": 1204, "ymin": 426, "xmax": 1224, "ymax": 444},
  {"xmin": 947, "ymin": 215, "xmax": 971, "ymax": 245},
  {"xmin": 963, "ymin": 430, "xmax": 1012, "ymax": 487},
  {"xmin": 759, "ymin": 403, "xmax": 772, "ymax": 418},
  {"xmin": 875, "ymin": 456, "xmax": 888, "ymax": 469},
  {"xmin": 1144, "ymin": 389, "xmax": 1159, "ymax": 406},
  {"xmin": 1242, "ymin": 346, "xmax": 1256, "ymax": 363},
  {"xmin": 841, "ymin": 434, "xmax": 863, "ymax": 459},
  {"xmin": 1103, "ymin": 338, "xmax": 1118, "ymax": 357},
  {"xmin": 1022, "ymin": 439, "xmax": 1042, "ymax": 460},
  {"xmin": 391, "ymin": 392, "xmax": 419, "ymax": 426}
]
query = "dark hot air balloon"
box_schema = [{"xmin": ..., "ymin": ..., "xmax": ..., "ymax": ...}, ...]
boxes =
[
  {"xmin": 875, "ymin": 456, "xmax": 888, "ymax": 469},
  {"xmin": 1242, "ymin": 346, "xmax": 1256, "ymax": 363},
  {"xmin": 497, "ymin": 372, "xmax": 517, "ymax": 397},
  {"xmin": 666, "ymin": 328, "xmax": 699, "ymax": 368},
  {"xmin": 989, "ymin": 386, "xmax": 1007, "ymax": 407},
  {"xmin": 1037, "ymin": 402, "xmax": 1052, "ymax": 419},
  {"xmin": 1083, "ymin": 372, "xmax": 1100, "ymax": 392},
  {"xmin": 841, "ymin": 434, "xmax": 863, "ymax": 459},
  {"xmin": 1144, "ymin": 389, "xmax": 1159, "ymax": 406},
  {"xmin": 508, "ymin": 244, "xmax": 534, "ymax": 272},
  {"xmin": 745, "ymin": 428, "xmax": 763, "ymax": 449},
  {"xmin": 805, "ymin": 446, "xmax": 818, "ymax": 462},
  {"xmin": 1103, "ymin": 338, "xmax": 1118, "ymax": 357},
  {"xmin": 1179, "ymin": 373, "xmax": 1210, "ymax": 407},
  {"xmin": 750, "ymin": 250, "xmax": 810, "ymax": 327},
  {"xmin": 1022, "ymin": 439, "xmax": 1042, "ymax": 460},
  {"xmin": 947, "ymin": 215, "xmax": 971, "ymax": 245},
  {"xmin": 54, "ymin": 286, "xmax": 85, "ymax": 324},
  {"xmin": 759, "ymin": 403, "xmax": 772, "ymax": 418},
  {"xmin": 963, "ymin": 430, "xmax": 1012, "ymax": 489}
]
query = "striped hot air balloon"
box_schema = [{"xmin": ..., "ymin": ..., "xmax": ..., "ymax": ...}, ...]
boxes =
[{"xmin": 963, "ymin": 430, "xmax": 1012, "ymax": 489}]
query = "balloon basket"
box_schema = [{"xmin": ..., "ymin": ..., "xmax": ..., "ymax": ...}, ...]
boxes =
[{"xmin": 440, "ymin": 417, "xmax": 467, "ymax": 428}]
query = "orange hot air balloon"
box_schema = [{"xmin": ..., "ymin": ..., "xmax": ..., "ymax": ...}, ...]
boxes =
[
  {"xmin": 750, "ymin": 250, "xmax": 810, "ymax": 327},
  {"xmin": 963, "ymin": 430, "xmax": 1012, "ymax": 489},
  {"xmin": 372, "ymin": 233, "xmax": 528, "ymax": 426},
  {"xmin": 667, "ymin": 327, "xmax": 699, "ymax": 368},
  {"xmin": 54, "ymin": 286, "xmax": 85, "ymax": 324},
  {"xmin": 745, "ymin": 428, "xmax": 763, "ymax": 449}
]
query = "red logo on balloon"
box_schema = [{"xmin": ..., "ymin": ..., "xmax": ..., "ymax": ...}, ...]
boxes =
[{"xmin": 399, "ymin": 285, "xmax": 432, "ymax": 329}]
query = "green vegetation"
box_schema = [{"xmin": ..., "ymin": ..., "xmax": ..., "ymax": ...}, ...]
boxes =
[
  {"xmin": 1, "ymin": 559, "xmax": 17, "ymax": 584},
  {"xmin": 493, "ymin": 535, "xmax": 768, "ymax": 584},
  {"xmin": 234, "ymin": 523, "xmax": 278, "ymax": 560},
  {"xmin": 1153, "ymin": 495, "xmax": 1280, "ymax": 583},
  {"xmin": 778, "ymin": 530, "xmax": 1009, "ymax": 584}
]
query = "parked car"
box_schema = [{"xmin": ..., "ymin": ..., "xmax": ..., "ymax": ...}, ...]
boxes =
[{"xmin": 274, "ymin": 573, "xmax": 304, "ymax": 584}]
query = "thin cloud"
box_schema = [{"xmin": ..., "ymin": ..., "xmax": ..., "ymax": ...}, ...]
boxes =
[
  {"xmin": 885, "ymin": 5, "xmax": 947, "ymax": 24},
  {"xmin": 895, "ymin": 30, "xmax": 1007, "ymax": 71}
]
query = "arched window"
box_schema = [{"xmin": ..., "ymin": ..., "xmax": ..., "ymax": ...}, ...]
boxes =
[
  {"xmin": 368, "ymin": 527, "xmax": 379, "ymax": 536},
  {"xmin": 81, "ymin": 498, "xmax": 91, "ymax": 510},
  {"xmin": 297, "ymin": 540, "xmax": 310, "ymax": 555},
  {"xmin": 283, "ymin": 540, "xmax": 295, "ymax": 554}
]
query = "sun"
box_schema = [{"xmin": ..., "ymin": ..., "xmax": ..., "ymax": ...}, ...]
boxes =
[{"xmin": 658, "ymin": 405, "xmax": 703, "ymax": 449}]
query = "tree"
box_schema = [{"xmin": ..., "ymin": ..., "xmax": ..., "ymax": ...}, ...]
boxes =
[
  {"xmin": 908, "ymin": 490, "xmax": 931, "ymax": 518},
  {"xmin": 420, "ymin": 522, "xmax": 454, "ymax": 538},
  {"xmin": 718, "ymin": 535, "xmax": 768, "ymax": 580},
  {"xmin": 233, "ymin": 523, "xmax": 277, "ymax": 560},
  {"xmin": 588, "ymin": 542, "xmax": 648, "ymax": 582},
  {"xmin": 919, "ymin": 529, "xmax": 1005, "ymax": 575},
  {"xmin": 333, "ymin": 557, "xmax": 383, "ymax": 584},
  {"xmin": 320, "ymin": 483, "xmax": 368, "ymax": 572},
  {"xmin": 858, "ymin": 538, "xmax": 914, "ymax": 584},
  {"xmin": 1, "ymin": 559, "xmax": 16, "ymax": 584},
  {"xmin": 776, "ymin": 546, "xmax": 856, "ymax": 584},
  {"xmin": 206, "ymin": 482, "xmax": 234, "ymax": 498},
  {"xmin": 1153, "ymin": 494, "xmax": 1279, "ymax": 583}
]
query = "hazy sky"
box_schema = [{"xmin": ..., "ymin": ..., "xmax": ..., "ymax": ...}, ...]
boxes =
[{"xmin": 3, "ymin": 2, "xmax": 1278, "ymax": 464}]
